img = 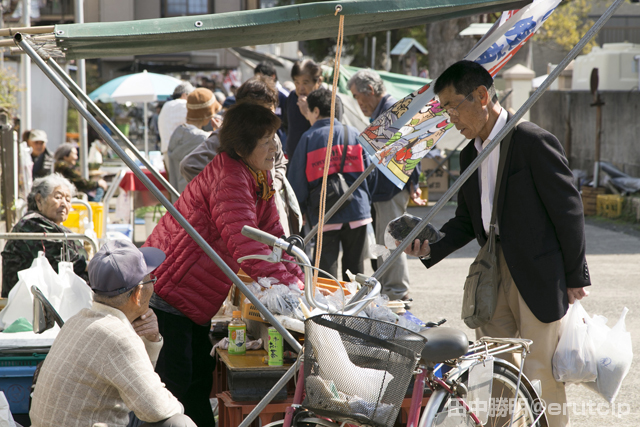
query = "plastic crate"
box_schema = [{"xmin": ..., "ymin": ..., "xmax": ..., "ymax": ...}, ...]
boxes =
[
  {"xmin": 0, "ymin": 365, "xmax": 38, "ymax": 413},
  {"xmin": 0, "ymin": 354, "xmax": 46, "ymax": 367},
  {"xmin": 596, "ymin": 194, "xmax": 624, "ymax": 218}
]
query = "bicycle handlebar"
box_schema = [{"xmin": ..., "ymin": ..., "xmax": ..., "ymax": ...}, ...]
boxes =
[
  {"xmin": 241, "ymin": 226, "xmax": 278, "ymax": 247},
  {"xmin": 241, "ymin": 225, "xmax": 381, "ymax": 316}
]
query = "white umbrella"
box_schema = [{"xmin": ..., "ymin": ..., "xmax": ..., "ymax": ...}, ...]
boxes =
[{"xmin": 89, "ymin": 70, "xmax": 182, "ymax": 156}]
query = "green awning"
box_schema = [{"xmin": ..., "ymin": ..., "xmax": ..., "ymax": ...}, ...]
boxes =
[{"xmin": 53, "ymin": 0, "xmax": 530, "ymax": 60}]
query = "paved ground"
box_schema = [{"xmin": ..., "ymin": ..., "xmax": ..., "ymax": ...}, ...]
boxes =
[{"xmin": 367, "ymin": 204, "xmax": 639, "ymax": 426}]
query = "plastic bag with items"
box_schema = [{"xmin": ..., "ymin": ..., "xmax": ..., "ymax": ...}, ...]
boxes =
[
  {"xmin": 582, "ymin": 307, "xmax": 632, "ymax": 403},
  {"xmin": 552, "ymin": 301, "xmax": 597, "ymax": 383},
  {"xmin": 0, "ymin": 252, "xmax": 92, "ymax": 329}
]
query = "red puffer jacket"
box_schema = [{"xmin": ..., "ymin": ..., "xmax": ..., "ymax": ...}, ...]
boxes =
[{"xmin": 144, "ymin": 152, "xmax": 303, "ymax": 325}]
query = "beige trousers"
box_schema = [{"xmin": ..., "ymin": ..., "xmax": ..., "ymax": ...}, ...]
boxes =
[{"xmin": 476, "ymin": 242, "xmax": 569, "ymax": 427}]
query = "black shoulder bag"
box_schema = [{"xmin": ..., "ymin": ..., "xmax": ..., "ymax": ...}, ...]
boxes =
[{"xmin": 307, "ymin": 124, "xmax": 354, "ymax": 214}]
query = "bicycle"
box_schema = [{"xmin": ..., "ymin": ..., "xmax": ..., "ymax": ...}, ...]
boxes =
[{"xmin": 240, "ymin": 226, "xmax": 548, "ymax": 427}]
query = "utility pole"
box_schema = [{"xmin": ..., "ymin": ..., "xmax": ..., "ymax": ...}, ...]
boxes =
[
  {"xmin": 385, "ymin": 30, "xmax": 391, "ymax": 72},
  {"xmin": 0, "ymin": 4, "xmax": 4, "ymax": 69},
  {"xmin": 75, "ymin": 0, "xmax": 88, "ymax": 178},
  {"xmin": 371, "ymin": 36, "xmax": 376, "ymax": 69},
  {"xmin": 21, "ymin": 0, "xmax": 32, "ymax": 131}
]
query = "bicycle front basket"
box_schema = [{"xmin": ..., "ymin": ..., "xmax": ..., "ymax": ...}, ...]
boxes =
[{"xmin": 302, "ymin": 314, "xmax": 427, "ymax": 427}]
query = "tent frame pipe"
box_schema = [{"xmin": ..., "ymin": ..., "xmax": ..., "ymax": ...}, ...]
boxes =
[
  {"xmin": 21, "ymin": 36, "xmax": 297, "ymax": 427},
  {"xmin": 373, "ymin": 0, "xmax": 625, "ymax": 280},
  {"xmin": 0, "ymin": 232, "xmax": 98, "ymax": 254},
  {"xmin": 47, "ymin": 58, "xmax": 180, "ymax": 200},
  {"xmin": 16, "ymin": 33, "xmax": 301, "ymax": 357},
  {"xmin": 303, "ymin": 88, "xmax": 515, "ymax": 246}
]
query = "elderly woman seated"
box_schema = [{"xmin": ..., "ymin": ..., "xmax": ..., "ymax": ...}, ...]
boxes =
[
  {"xmin": 143, "ymin": 103, "xmax": 304, "ymax": 427},
  {"xmin": 1, "ymin": 174, "xmax": 89, "ymax": 298}
]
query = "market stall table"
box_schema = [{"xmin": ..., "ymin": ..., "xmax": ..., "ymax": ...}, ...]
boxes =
[
  {"xmin": 214, "ymin": 348, "xmax": 294, "ymax": 427},
  {"xmin": 119, "ymin": 168, "xmax": 169, "ymax": 242}
]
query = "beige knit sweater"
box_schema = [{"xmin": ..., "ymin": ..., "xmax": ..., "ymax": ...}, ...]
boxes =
[{"xmin": 30, "ymin": 302, "xmax": 183, "ymax": 427}]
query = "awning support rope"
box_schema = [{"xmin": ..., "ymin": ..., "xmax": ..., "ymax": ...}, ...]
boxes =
[{"xmin": 313, "ymin": 5, "xmax": 344, "ymax": 284}]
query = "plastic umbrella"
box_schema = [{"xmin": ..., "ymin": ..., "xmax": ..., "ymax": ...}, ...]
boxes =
[{"xmin": 89, "ymin": 70, "xmax": 182, "ymax": 156}]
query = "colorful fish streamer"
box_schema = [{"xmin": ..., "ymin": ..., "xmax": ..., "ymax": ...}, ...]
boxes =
[{"xmin": 358, "ymin": 0, "xmax": 562, "ymax": 189}]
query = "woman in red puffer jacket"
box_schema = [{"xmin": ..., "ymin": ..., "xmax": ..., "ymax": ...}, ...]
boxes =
[{"xmin": 144, "ymin": 103, "xmax": 303, "ymax": 427}]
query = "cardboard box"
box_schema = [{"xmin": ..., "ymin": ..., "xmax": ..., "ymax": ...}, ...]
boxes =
[
  {"xmin": 421, "ymin": 157, "xmax": 449, "ymax": 193},
  {"xmin": 236, "ymin": 272, "xmax": 351, "ymax": 323}
]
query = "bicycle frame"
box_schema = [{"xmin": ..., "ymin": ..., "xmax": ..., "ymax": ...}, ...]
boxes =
[
  {"xmin": 419, "ymin": 338, "xmax": 547, "ymax": 427},
  {"xmin": 282, "ymin": 337, "xmax": 547, "ymax": 427}
]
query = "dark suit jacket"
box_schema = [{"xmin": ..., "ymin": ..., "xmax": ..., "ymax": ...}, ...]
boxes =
[{"xmin": 423, "ymin": 117, "xmax": 591, "ymax": 323}]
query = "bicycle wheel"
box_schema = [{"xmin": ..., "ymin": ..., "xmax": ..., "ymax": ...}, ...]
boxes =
[{"xmin": 430, "ymin": 361, "xmax": 546, "ymax": 427}]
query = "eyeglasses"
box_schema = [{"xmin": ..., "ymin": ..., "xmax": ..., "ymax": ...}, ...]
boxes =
[
  {"xmin": 140, "ymin": 273, "xmax": 157, "ymax": 286},
  {"xmin": 440, "ymin": 91, "xmax": 475, "ymax": 120}
]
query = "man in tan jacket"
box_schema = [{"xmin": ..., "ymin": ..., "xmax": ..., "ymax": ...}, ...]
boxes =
[{"xmin": 30, "ymin": 240, "xmax": 196, "ymax": 427}]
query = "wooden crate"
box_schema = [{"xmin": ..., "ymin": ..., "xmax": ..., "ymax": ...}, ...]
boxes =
[{"xmin": 581, "ymin": 186, "xmax": 606, "ymax": 216}]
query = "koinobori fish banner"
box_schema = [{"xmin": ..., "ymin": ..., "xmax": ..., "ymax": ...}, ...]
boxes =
[{"xmin": 358, "ymin": 0, "xmax": 562, "ymax": 189}]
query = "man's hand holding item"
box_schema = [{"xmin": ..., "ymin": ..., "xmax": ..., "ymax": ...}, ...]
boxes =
[{"xmin": 567, "ymin": 287, "xmax": 589, "ymax": 304}]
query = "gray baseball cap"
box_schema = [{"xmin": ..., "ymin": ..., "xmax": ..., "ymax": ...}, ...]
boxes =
[{"xmin": 88, "ymin": 240, "xmax": 165, "ymax": 296}]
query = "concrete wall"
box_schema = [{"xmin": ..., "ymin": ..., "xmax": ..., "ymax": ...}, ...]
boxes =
[
  {"xmin": 529, "ymin": 91, "xmax": 640, "ymax": 177},
  {"xmin": 100, "ymin": 0, "xmax": 134, "ymax": 22},
  {"xmin": 135, "ymin": 0, "xmax": 161, "ymax": 20}
]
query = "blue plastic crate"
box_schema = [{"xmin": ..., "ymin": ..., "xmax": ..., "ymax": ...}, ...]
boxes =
[{"xmin": 0, "ymin": 366, "xmax": 37, "ymax": 414}]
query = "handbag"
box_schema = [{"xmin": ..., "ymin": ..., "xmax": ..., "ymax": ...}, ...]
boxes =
[
  {"xmin": 307, "ymin": 124, "xmax": 354, "ymax": 213},
  {"xmin": 461, "ymin": 126, "xmax": 515, "ymax": 329}
]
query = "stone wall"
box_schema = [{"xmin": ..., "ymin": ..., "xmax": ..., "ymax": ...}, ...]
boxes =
[{"xmin": 529, "ymin": 91, "xmax": 640, "ymax": 178}]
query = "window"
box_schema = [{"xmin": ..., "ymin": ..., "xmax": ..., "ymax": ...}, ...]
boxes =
[{"xmin": 163, "ymin": 0, "xmax": 210, "ymax": 17}]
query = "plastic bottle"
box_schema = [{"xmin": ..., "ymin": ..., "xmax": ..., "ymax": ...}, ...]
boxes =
[{"xmin": 228, "ymin": 311, "xmax": 247, "ymax": 355}]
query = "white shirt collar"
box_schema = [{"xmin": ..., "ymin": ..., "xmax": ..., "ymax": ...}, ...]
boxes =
[{"xmin": 474, "ymin": 107, "xmax": 508, "ymax": 152}]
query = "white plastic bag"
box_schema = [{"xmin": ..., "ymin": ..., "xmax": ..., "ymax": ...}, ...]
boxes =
[
  {"xmin": 57, "ymin": 261, "xmax": 94, "ymax": 321},
  {"xmin": 582, "ymin": 307, "xmax": 632, "ymax": 403},
  {"xmin": 0, "ymin": 392, "xmax": 17, "ymax": 427},
  {"xmin": 552, "ymin": 301, "xmax": 597, "ymax": 383},
  {"xmin": 0, "ymin": 253, "xmax": 92, "ymax": 329}
]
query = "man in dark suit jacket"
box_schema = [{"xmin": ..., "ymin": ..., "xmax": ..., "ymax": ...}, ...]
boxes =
[{"xmin": 406, "ymin": 61, "xmax": 590, "ymax": 427}]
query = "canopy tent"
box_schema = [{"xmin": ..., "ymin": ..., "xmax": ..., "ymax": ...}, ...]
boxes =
[
  {"xmin": 11, "ymin": 0, "xmax": 626, "ymax": 425},
  {"xmin": 51, "ymin": 0, "xmax": 531, "ymax": 60}
]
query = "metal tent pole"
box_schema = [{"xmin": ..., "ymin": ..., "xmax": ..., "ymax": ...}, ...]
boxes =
[
  {"xmin": 46, "ymin": 57, "xmax": 180, "ymax": 199},
  {"xmin": 373, "ymin": 0, "xmax": 625, "ymax": 280},
  {"xmin": 15, "ymin": 33, "xmax": 301, "ymax": 354},
  {"xmin": 143, "ymin": 101, "xmax": 149, "ymax": 158},
  {"xmin": 21, "ymin": 0, "xmax": 31, "ymax": 131},
  {"xmin": 75, "ymin": 0, "xmax": 88, "ymax": 179}
]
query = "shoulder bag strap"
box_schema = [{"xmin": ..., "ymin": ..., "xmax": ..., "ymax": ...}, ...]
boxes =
[
  {"xmin": 489, "ymin": 124, "xmax": 517, "ymax": 231},
  {"xmin": 339, "ymin": 123, "xmax": 349, "ymax": 174}
]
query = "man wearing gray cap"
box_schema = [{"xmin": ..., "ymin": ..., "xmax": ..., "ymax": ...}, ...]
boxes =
[
  {"xmin": 158, "ymin": 81, "xmax": 195, "ymax": 176},
  {"xmin": 27, "ymin": 129, "xmax": 54, "ymax": 179},
  {"xmin": 30, "ymin": 240, "xmax": 195, "ymax": 427}
]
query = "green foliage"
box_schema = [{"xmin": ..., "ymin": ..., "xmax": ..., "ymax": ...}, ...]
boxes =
[
  {"xmin": 0, "ymin": 67, "xmax": 20, "ymax": 116},
  {"xmin": 534, "ymin": 0, "xmax": 600, "ymax": 54}
]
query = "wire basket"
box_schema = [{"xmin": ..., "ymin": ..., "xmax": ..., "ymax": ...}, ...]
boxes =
[{"xmin": 303, "ymin": 314, "xmax": 427, "ymax": 427}]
